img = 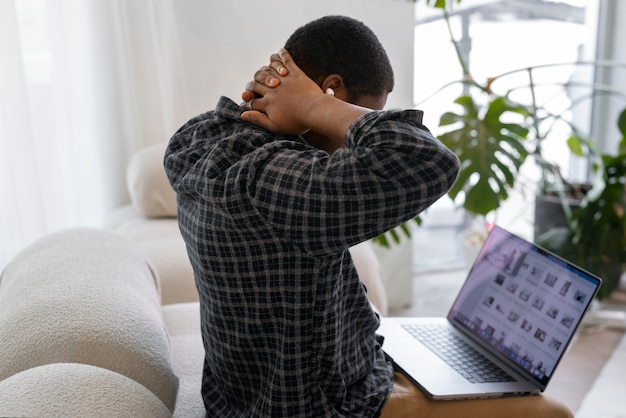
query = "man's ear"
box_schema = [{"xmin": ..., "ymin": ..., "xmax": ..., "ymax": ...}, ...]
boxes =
[{"xmin": 321, "ymin": 74, "xmax": 347, "ymax": 101}]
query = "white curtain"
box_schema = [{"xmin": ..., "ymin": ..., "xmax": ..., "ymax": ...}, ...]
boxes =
[
  {"xmin": 0, "ymin": 0, "xmax": 188, "ymax": 270},
  {"xmin": 0, "ymin": 0, "xmax": 417, "ymax": 271}
]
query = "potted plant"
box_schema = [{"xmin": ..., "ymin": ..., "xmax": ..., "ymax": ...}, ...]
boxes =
[
  {"xmin": 375, "ymin": 0, "xmax": 626, "ymax": 300},
  {"xmin": 431, "ymin": 4, "xmax": 626, "ymax": 298},
  {"xmin": 537, "ymin": 108, "xmax": 626, "ymax": 301}
]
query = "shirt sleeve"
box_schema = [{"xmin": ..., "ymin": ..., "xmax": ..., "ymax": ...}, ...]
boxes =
[{"xmin": 248, "ymin": 109, "xmax": 460, "ymax": 256}]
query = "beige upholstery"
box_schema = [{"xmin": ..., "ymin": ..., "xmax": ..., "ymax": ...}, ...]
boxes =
[
  {"xmin": 127, "ymin": 143, "xmax": 178, "ymax": 218},
  {"xmin": 106, "ymin": 205, "xmax": 198, "ymax": 305},
  {"xmin": 162, "ymin": 302, "xmax": 206, "ymax": 417},
  {"xmin": 0, "ymin": 228, "xmax": 179, "ymax": 412},
  {"xmin": 0, "ymin": 363, "xmax": 171, "ymax": 418},
  {"xmin": 350, "ymin": 240, "xmax": 388, "ymax": 315}
]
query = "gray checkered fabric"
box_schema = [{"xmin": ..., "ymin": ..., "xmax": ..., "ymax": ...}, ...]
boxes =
[{"xmin": 164, "ymin": 96, "xmax": 459, "ymax": 417}]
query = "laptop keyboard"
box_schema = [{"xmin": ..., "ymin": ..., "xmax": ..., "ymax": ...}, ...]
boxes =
[{"xmin": 402, "ymin": 324, "xmax": 516, "ymax": 384}]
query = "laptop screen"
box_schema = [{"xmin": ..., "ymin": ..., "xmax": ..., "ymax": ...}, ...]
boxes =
[{"xmin": 448, "ymin": 225, "xmax": 602, "ymax": 388}]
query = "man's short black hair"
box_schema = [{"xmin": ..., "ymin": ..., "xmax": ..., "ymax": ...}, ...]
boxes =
[{"xmin": 284, "ymin": 15, "xmax": 394, "ymax": 103}]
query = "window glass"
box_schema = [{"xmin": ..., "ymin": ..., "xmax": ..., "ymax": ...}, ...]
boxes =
[{"xmin": 412, "ymin": 0, "xmax": 599, "ymax": 271}]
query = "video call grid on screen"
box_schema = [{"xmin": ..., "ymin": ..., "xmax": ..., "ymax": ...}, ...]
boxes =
[{"xmin": 449, "ymin": 227, "xmax": 598, "ymax": 385}]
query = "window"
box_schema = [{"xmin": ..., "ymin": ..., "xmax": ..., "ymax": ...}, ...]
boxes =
[{"xmin": 411, "ymin": 0, "xmax": 599, "ymax": 271}]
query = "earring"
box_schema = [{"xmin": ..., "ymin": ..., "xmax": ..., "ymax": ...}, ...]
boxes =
[{"xmin": 325, "ymin": 88, "xmax": 335, "ymax": 97}]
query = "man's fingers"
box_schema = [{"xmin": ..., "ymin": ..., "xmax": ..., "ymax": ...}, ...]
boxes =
[
  {"xmin": 241, "ymin": 88, "xmax": 256, "ymax": 102},
  {"xmin": 241, "ymin": 80, "xmax": 266, "ymax": 105},
  {"xmin": 241, "ymin": 51, "xmax": 289, "ymax": 105},
  {"xmin": 277, "ymin": 48, "xmax": 294, "ymax": 70},
  {"xmin": 241, "ymin": 110, "xmax": 272, "ymax": 130},
  {"xmin": 243, "ymin": 80, "xmax": 269, "ymax": 99},
  {"xmin": 269, "ymin": 53, "xmax": 287, "ymax": 76},
  {"xmin": 254, "ymin": 51, "xmax": 289, "ymax": 88},
  {"xmin": 254, "ymin": 66, "xmax": 280, "ymax": 88}
]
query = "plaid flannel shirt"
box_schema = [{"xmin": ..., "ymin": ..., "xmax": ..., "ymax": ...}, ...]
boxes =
[{"xmin": 164, "ymin": 97, "xmax": 459, "ymax": 417}]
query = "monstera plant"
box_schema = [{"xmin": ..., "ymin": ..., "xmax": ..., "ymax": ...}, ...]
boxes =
[
  {"xmin": 437, "ymin": 95, "xmax": 530, "ymax": 216},
  {"xmin": 375, "ymin": 0, "xmax": 626, "ymax": 301},
  {"xmin": 433, "ymin": 57, "xmax": 626, "ymax": 300}
]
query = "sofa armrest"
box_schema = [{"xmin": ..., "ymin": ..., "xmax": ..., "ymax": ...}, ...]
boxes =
[
  {"xmin": 0, "ymin": 227, "xmax": 179, "ymax": 412},
  {"xmin": 0, "ymin": 363, "xmax": 171, "ymax": 417}
]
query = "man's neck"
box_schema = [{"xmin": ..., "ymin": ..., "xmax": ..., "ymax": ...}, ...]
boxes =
[{"xmin": 303, "ymin": 131, "xmax": 347, "ymax": 154}]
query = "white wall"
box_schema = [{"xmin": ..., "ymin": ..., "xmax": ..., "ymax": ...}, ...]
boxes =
[{"xmin": 170, "ymin": 0, "xmax": 415, "ymax": 126}]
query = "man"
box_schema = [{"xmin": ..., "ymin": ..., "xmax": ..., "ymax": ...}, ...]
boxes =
[{"xmin": 165, "ymin": 16, "xmax": 459, "ymax": 416}]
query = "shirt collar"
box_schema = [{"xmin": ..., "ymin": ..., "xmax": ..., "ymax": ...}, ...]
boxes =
[{"xmin": 215, "ymin": 96, "xmax": 246, "ymax": 119}]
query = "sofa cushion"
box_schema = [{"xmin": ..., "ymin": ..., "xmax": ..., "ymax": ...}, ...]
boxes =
[
  {"xmin": 106, "ymin": 206, "xmax": 199, "ymax": 305},
  {"xmin": 0, "ymin": 227, "xmax": 179, "ymax": 412},
  {"xmin": 162, "ymin": 302, "xmax": 205, "ymax": 417},
  {"xmin": 350, "ymin": 241, "xmax": 388, "ymax": 316},
  {"xmin": 106, "ymin": 205, "xmax": 183, "ymax": 240},
  {"xmin": 127, "ymin": 143, "xmax": 177, "ymax": 218},
  {"xmin": 0, "ymin": 363, "xmax": 171, "ymax": 417}
]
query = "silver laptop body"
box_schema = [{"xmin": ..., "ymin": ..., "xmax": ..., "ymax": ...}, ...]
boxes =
[{"xmin": 378, "ymin": 225, "xmax": 602, "ymax": 400}]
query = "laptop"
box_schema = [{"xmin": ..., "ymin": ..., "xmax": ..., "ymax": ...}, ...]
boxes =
[{"xmin": 378, "ymin": 224, "xmax": 602, "ymax": 400}]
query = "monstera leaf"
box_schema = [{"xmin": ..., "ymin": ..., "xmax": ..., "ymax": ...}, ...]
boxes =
[{"xmin": 438, "ymin": 95, "xmax": 530, "ymax": 216}]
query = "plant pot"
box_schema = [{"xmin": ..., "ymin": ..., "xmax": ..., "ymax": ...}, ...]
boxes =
[
  {"xmin": 534, "ymin": 186, "xmax": 625, "ymax": 301},
  {"xmin": 533, "ymin": 193, "xmax": 583, "ymax": 242}
]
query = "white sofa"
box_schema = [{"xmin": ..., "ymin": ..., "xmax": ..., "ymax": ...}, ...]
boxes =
[
  {"xmin": 0, "ymin": 227, "xmax": 180, "ymax": 417},
  {"xmin": 0, "ymin": 144, "xmax": 389, "ymax": 417},
  {"xmin": 1, "ymin": 144, "xmax": 584, "ymax": 417}
]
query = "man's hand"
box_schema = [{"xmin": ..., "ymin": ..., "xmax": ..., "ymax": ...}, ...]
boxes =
[
  {"xmin": 241, "ymin": 49, "xmax": 371, "ymax": 141},
  {"xmin": 240, "ymin": 49, "xmax": 329, "ymax": 135},
  {"xmin": 241, "ymin": 53, "xmax": 288, "ymax": 104}
]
